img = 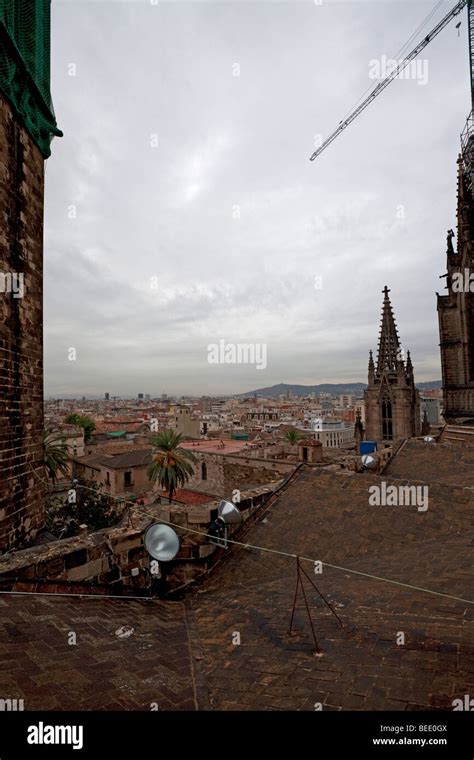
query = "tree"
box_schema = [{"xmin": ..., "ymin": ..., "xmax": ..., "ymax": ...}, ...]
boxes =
[
  {"xmin": 45, "ymin": 478, "xmax": 122, "ymax": 538},
  {"xmin": 147, "ymin": 430, "xmax": 197, "ymax": 502},
  {"xmin": 285, "ymin": 428, "xmax": 302, "ymax": 444},
  {"xmin": 64, "ymin": 413, "xmax": 96, "ymax": 441},
  {"xmin": 43, "ymin": 428, "xmax": 70, "ymax": 483}
]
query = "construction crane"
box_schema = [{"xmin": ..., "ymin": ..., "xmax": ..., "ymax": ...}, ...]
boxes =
[{"xmin": 309, "ymin": 0, "xmax": 473, "ymax": 162}]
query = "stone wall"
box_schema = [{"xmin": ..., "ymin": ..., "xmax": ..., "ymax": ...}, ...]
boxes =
[
  {"xmin": 0, "ymin": 485, "xmax": 278, "ymax": 594},
  {"xmin": 437, "ymin": 151, "xmax": 474, "ymax": 419},
  {"xmin": 222, "ymin": 456, "xmax": 294, "ymax": 492},
  {"xmin": 0, "ymin": 523, "xmax": 151, "ymax": 593},
  {"xmin": 0, "ymin": 94, "xmax": 45, "ymax": 550},
  {"xmin": 185, "ymin": 451, "xmax": 295, "ymax": 495}
]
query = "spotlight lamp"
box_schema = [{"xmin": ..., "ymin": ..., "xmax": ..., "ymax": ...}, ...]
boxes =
[
  {"xmin": 361, "ymin": 454, "xmax": 377, "ymax": 470},
  {"xmin": 144, "ymin": 523, "xmax": 180, "ymax": 562},
  {"xmin": 209, "ymin": 500, "xmax": 242, "ymax": 549}
]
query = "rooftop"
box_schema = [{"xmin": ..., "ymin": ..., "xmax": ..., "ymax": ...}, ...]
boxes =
[
  {"xmin": 2, "ymin": 465, "xmax": 472, "ymax": 711},
  {"xmin": 188, "ymin": 467, "xmax": 474, "ymax": 710},
  {"xmin": 181, "ymin": 439, "xmax": 258, "ymax": 455},
  {"xmin": 75, "ymin": 448, "xmax": 152, "ymax": 470},
  {"xmin": 384, "ymin": 438, "xmax": 474, "ymax": 487},
  {"xmin": 0, "ymin": 595, "xmax": 197, "ymax": 710}
]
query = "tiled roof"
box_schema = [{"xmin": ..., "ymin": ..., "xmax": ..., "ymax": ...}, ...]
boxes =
[
  {"xmin": 75, "ymin": 449, "xmax": 152, "ymax": 470},
  {"xmin": 188, "ymin": 467, "xmax": 474, "ymax": 710},
  {"xmin": 73, "ymin": 453, "xmax": 105, "ymax": 470},
  {"xmin": 384, "ymin": 438, "xmax": 474, "ymax": 486},
  {"xmin": 92, "ymin": 422, "xmax": 145, "ymax": 434},
  {"xmin": 172, "ymin": 489, "xmax": 217, "ymax": 505},
  {"xmin": 0, "ymin": 595, "xmax": 196, "ymax": 710},
  {"xmin": 2, "ymin": 462, "xmax": 473, "ymax": 712},
  {"xmin": 181, "ymin": 439, "xmax": 257, "ymax": 455},
  {"xmin": 103, "ymin": 450, "xmax": 152, "ymax": 469}
]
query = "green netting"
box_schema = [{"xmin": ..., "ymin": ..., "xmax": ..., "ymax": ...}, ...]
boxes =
[{"xmin": 0, "ymin": 0, "xmax": 62, "ymax": 158}]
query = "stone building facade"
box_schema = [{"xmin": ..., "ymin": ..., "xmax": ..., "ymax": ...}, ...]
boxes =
[
  {"xmin": 186, "ymin": 451, "xmax": 295, "ymax": 496},
  {"xmin": 437, "ymin": 119, "xmax": 474, "ymax": 421},
  {"xmin": 364, "ymin": 287, "xmax": 420, "ymax": 442},
  {"xmin": 0, "ymin": 3, "xmax": 61, "ymax": 549},
  {"xmin": 73, "ymin": 448, "xmax": 153, "ymax": 498}
]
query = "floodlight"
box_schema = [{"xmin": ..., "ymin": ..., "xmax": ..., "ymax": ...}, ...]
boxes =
[
  {"xmin": 218, "ymin": 500, "xmax": 242, "ymax": 525},
  {"xmin": 144, "ymin": 523, "xmax": 180, "ymax": 562},
  {"xmin": 423, "ymin": 436, "xmax": 435, "ymax": 443},
  {"xmin": 361, "ymin": 454, "xmax": 377, "ymax": 469},
  {"xmin": 208, "ymin": 500, "xmax": 242, "ymax": 550}
]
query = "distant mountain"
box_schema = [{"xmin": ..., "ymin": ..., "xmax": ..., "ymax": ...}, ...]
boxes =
[
  {"xmin": 239, "ymin": 380, "xmax": 442, "ymax": 398},
  {"xmin": 417, "ymin": 380, "xmax": 442, "ymax": 390},
  {"xmin": 239, "ymin": 383, "xmax": 366, "ymax": 398}
]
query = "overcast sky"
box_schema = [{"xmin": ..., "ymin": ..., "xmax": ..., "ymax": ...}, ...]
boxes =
[{"xmin": 43, "ymin": 0, "xmax": 470, "ymax": 397}]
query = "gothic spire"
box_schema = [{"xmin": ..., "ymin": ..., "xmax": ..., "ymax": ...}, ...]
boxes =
[
  {"xmin": 368, "ymin": 349, "xmax": 375, "ymax": 385},
  {"xmin": 376, "ymin": 286, "xmax": 401, "ymax": 375},
  {"xmin": 406, "ymin": 349, "xmax": 414, "ymax": 384}
]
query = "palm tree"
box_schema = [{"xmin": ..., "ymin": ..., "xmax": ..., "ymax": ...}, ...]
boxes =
[
  {"xmin": 285, "ymin": 427, "xmax": 302, "ymax": 444},
  {"xmin": 43, "ymin": 428, "xmax": 70, "ymax": 483},
  {"xmin": 147, "ymin": 430, "xmax": 197, "ymax": 502}
]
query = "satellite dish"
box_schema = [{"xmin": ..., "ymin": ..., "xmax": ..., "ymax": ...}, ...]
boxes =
[
  {"xmin": 423, "ymin": 436, "xmax": 435, "ymax": 443},
  {"xmin": 218, "ymin": 500, "xmax": 242, "ymax": 525},
  {"xmin": 144, "ymin": 523, "xmax": 180, "ymax": 562},
  {"xmin": 361, "ymin": 454, "xmax": 377, "ymax": 469}
]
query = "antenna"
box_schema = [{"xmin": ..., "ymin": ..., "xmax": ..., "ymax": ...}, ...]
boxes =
[{"xmin": 288, "ymin": 556, "xmax": 343, "ymax": 655}]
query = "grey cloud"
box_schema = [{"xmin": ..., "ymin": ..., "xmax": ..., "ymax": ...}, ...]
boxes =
[{"xmin": 44, "ymin": 0, "xmax": 465, "ymax": 395}]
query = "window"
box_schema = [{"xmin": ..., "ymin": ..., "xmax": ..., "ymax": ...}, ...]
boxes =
[
  {"xmin": 124, "ymin": 471, "xmax": 133, "ymax": 486},
  {"xmin": 381, "ymin": 395, "xmax": 393, "ymax": 440},
  {"xmin": 106, "ymin": 471, "xmax": 110, "ymax": 486},
  {"xmin": 201, "ymin": 462, "xmax": 207, "ymax": 481},
  {"xmin": 302, "ymin": 447, "xmax": 308, "ymax": 462}
]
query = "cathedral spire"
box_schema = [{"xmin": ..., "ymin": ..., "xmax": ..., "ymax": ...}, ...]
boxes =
[
  {"xmin": 368, "ymin": 349, "xmax": 375, "ymax": 385},
  {"xmin": 376, "ymin": 286, "xmax": 401, "ymax": 376},
  {"xmin": 365, "ymin": 287, "xmax": 420, "ymax": 441}
]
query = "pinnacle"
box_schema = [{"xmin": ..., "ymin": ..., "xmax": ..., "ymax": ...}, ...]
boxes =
[{"xmin": 376, "ymin": 286, "xmax": 402, "ymax": 375}]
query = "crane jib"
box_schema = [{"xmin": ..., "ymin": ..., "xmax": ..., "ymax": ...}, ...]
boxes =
[{"xmin": 310, "ymin": 0, "xmax": 470, "ymax": 163}]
